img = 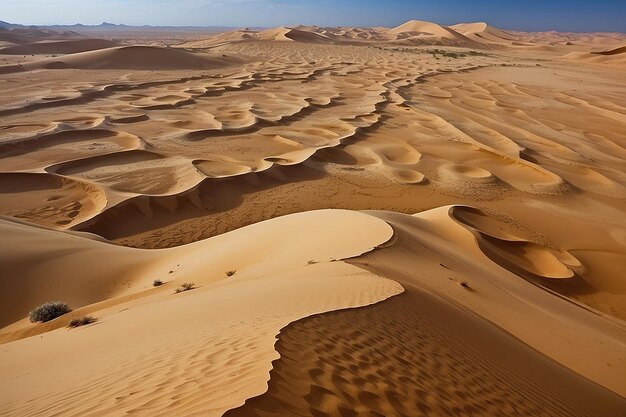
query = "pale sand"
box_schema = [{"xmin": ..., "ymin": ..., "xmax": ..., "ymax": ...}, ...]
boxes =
[{"xmin": 1, "ymin": 20, "xmax": 625, "ymax": 415}]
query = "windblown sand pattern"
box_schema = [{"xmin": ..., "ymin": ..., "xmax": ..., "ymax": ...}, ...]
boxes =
[
  {"xmin": 1, "ymin": 21, "xmax": 625, "ymax": 416},
  {"xmin": 226, "ymin": 289, "xmax": 625, "ymax": 417}
]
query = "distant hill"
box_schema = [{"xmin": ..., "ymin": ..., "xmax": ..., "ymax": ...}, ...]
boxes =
[
  {"xmin": 0, "ymin": 25, "xmax": 84, "ymax": 45},
  {"xmin": 0, "ymin": 20, "xmax": 238, "ymax": 33}
]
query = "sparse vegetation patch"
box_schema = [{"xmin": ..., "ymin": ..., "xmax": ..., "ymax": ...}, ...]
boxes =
[
  {"xmin": 175, "ymin": 282, "xmax": 196, "ymax": 293},
  {"xmin": 67, "ymin": 316, "xmax": 97, "ymax": 328},
  {"xmin": 29, "ymin": 301, "xmax": 72, "ymax": 323}
]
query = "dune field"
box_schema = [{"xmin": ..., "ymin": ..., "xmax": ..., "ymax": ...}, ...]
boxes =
[{"xmin": 1, "ymin": 20, "xmax": 626, "ymax": 416}]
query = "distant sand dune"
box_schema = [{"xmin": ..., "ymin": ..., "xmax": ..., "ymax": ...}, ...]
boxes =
[
  {"xmin": 258, "ymin": 27, "xmax": 330, "ymax": 43},
  {"xmin": 595, "ymin": 44, "xmax": 626, "ymax": 55},
  {"xmin": 451, "ymin": 22, "xmax": 519, "ymax": 44},
  {"xmin": 0, "ymin": 39, "xmax": 118, "ymax": 55},
  {"xmin": 0, "ymin": 45, "xmax": 243, "ymax": 73},
  {"xmin": 0, "ymin": 27, "xmax": 82, "ymax": 45},
  {"xmin": 390, "ymin": 20, "xmax": 469, "ymax": 42},
  {"xmin": 563, "ymin": 44, "xmax": 626, "ymax": 67}
]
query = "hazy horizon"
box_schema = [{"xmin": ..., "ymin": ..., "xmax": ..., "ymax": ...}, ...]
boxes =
[{"xmin": 1, "ymin": 0, "xmax": 625, "ymax": 33}]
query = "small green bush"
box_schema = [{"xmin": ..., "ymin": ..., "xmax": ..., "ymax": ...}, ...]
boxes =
[
  {"xmin": 153, "ymin": 279, "xmax": 164, "ymax": 287},
  {"xmin": 29, "ymin": 301, "xmax": 72, "ymax": 323},
  {"xmin": 225, "ymin": 270, "xmax": 236, "ymax": 277},
  {"xmin": 67, "ymin": 316, "xmax": 97, "ymax": 328}
]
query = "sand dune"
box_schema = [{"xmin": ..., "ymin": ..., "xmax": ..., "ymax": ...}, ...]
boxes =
[
  {"xmin": 390, "ymin": 20, "xmax": 469, "ymax": 43},
  {"xmin": 451, "ymin": 22, "xmax": 519, "ymax": 44},
  {"xmin": 0, "ymin": 45, "xmax": 243, "ymax": 73},
  {"xmin": 0, "ymin": 129, "xmax": 141, "ymax": 172},
  {"xmin": 0, "ymin": 210, "xmax": 402, "ymax": 415},
  {"xmin": 1, "ymin": 20, "xmax": 626, "ymax": 417},
  {"xmin": 228, "ymin": 289, "xmax": 625, "ymax": 417},
  {"xmin": 181, "ymin": 20, "xmax": 491, "ymax": 48},
  {"xmin": 0, "ymin": 27, "xmax": 82, "ymax": 45},
  {"xmin": 595, "ymin": 44, "xmax": 626, "ymax": 55},
  {"xmin": 258, "ymin": 27, "xmax": 330, "ymax": 43},
  {"xmin": 563, "ymin": 44, "xmax": 626, "ymax": 67},
  {"xmin": 0, "ymin": 172, "xmax": 106, "ymax": 228},
  {"xmin": 0, "ymin": 38, "xmax": 118, "ymax": 55},
  {"xmin": 0, "ymin": 30, "xmax": 43, "ymax": 46},
  {"xmin": 178, "ymin": 20, "xmax": 625, "ymax": 50},
  {"xmin": 352, "ymin": 206, "xmax": 626, "ymax": 395}
]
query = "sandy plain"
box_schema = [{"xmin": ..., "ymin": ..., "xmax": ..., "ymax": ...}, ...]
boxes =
[{"xmin": 1, "ymin": 20, "xmax": 625, "ymax": 416}]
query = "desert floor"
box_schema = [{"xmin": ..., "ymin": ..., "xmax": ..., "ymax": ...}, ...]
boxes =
[{"xmin": 1, "ymin": 23, "xmax": 625, "ymax": 416}]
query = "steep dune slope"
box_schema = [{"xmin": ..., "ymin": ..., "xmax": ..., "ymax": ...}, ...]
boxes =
[
  {"xmin": 226, "ymin": 206, "xmax": 626, "ymax": 416},
  {"xmin": 258, "ymin": 27, "xmax": 330, "ymax": 43},
  {"xmin": 356, "ymin": 207, "xmax": 626, "ymax": 396},
  {"xmin": 390, "ymin": 20, "xmax": 482, "ymax": 46},
  {"xmin": 228, "ymin": 289, "xmax": 625, "ymax": 417},
  {"xmin": 451, "ymin": 22, "xmax": 519, "ymax": 44},
  {"xmin": 563, "ymin": 44, "xmax": 626, "ymax": 67},
  {"xmin": 0, "ymin": 210, "xmax": 402, "ymax": 416},
  {"xmin": 0, "ymin": 209, "xmax": 395, "ymax": 329},
  {"xmin": 390, "ymin": 20, "xmax": 462, "ymax": 39}
]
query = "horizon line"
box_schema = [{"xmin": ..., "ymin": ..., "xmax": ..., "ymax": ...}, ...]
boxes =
[{"xmin": 3, "ymin": 19, "xmax": 626, "ymax": 35}]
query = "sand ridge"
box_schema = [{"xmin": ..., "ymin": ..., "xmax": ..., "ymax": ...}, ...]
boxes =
[{"xmin": 0, "ymin": 209, "xmax": 403, "ymax": 415}]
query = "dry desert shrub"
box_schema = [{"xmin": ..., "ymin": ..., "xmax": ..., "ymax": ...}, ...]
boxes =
[
  {"xmin": 175, "ymin": 282, "xmax": 196, "ymax": 293},
  {"xmin": 67, "ymin": 316, "xmax": 97, "ymax": 328},
  {"xmin": 28, "ymin": 301, "xmax": 72, "ymax": 323}
]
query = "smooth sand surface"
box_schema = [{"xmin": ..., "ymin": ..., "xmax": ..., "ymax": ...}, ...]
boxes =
[{"xmin": 1, "ymin": 20, "xmax": 625, "ymax": 416}]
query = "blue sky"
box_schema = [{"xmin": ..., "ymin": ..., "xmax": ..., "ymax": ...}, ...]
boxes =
[{"xmin": 1, "ymin": 0, "xmax": 625, "ymax": 32}]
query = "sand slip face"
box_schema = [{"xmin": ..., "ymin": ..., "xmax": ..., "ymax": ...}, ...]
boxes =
[
  {"xmin": 562, "ymin": 44, "xmax": 626, "ymax": 68},
  {"xmin": 223, "ymin": 206, "xmax": 626, "ymax": 417},
  {"xmin": 227, "ymin": 290, "xmax": 626, "ymax": 417},
  {"xmin": 0, "ymin": 210, "xmax": 402, "ymax": 416},
  {"xmin": 351, "ymin": 207, "xmax": 626, "ymax": 397}
]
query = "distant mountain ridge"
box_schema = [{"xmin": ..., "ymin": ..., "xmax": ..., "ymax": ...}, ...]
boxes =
[{"xmin": 0, "ymin": 20, "xmax": 240, "ymax": 32}]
